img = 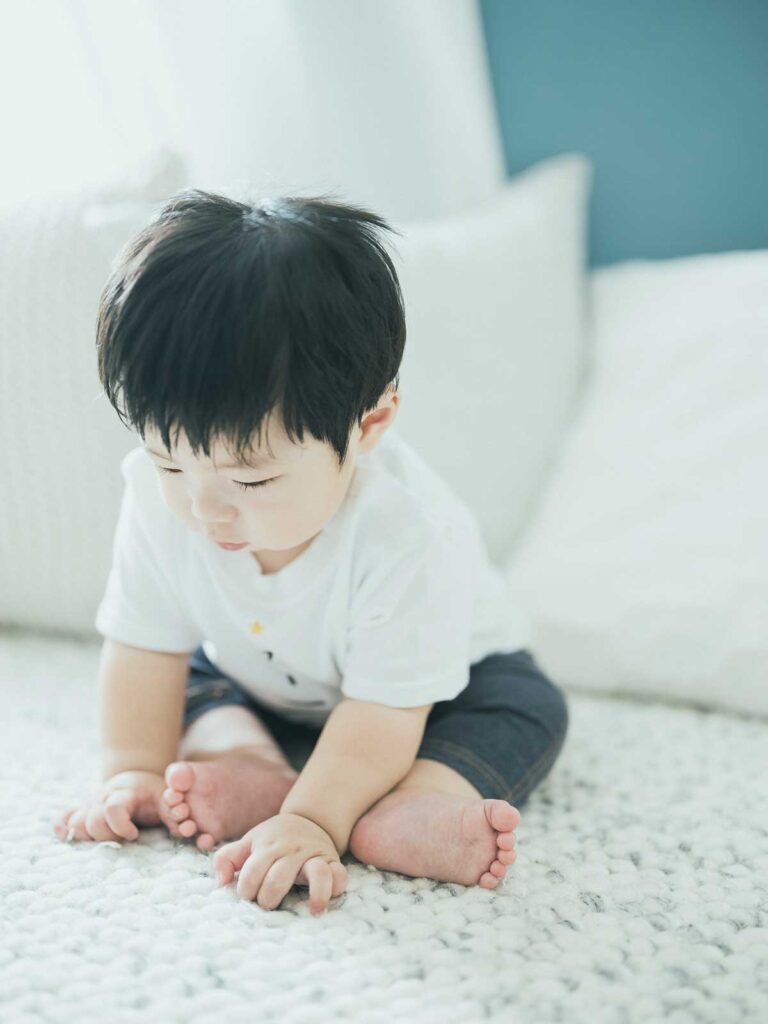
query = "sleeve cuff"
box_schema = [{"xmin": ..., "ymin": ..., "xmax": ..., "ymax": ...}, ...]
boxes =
[{"xmin": 94, "ymin": 609, "xmax": 199, "ymax": 655}]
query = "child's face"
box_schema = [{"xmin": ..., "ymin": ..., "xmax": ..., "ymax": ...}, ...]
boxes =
[{"xmin": 141, "ymin": 400, "xmax": 395, "ymax": 559}]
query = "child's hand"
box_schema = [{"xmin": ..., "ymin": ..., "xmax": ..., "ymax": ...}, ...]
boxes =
[
  {"xmin": 53, "ymin": 769, "xmax": 171, "ymax": 843},
  {"xmin": 213, "ymin": 813, "xmax": 348, "ymax": 915}
]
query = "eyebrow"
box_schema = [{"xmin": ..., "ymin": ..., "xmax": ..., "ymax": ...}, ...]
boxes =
[{"xmin": 143, "ymin": 446, "xmax": 275, "ymax": 469}]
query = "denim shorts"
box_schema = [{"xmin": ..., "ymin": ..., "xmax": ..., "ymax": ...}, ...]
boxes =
[{"xmin": 182, "ymin": 645, "xmax": 569, "ymax": 807}]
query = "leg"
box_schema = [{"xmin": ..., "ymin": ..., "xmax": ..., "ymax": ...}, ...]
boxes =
[
  {"xmin": 178, "ymin": 646, "xmax": 296, "ymax": 770},
  {"xmin": 406, "ymin": 648, "xmax": 570, "ymax": 807},
  {"xmin": 164, "ymin": 706, "xmax": 300, "ymax": 849},
  {"xmin": 389, "ymin": 756, "xmax": 483, "ymax": 800},
  {"xmin": 177, "ymin": 702, "xmax": 296, "ymax": 771},
  {"xmin": 348, "ymin": 649, "xmax": 569, "ymax": 887},
  {"xmin": 162, "ymin": 658, "xmax": 302, "ymax": 848}
]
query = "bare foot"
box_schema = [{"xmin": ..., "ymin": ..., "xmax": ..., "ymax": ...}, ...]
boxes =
[
  {"xmin": 161, "ymin": 757, "xmax": 299, "ymax": 852},
  {"xmin": 348, "ymin": 789, "xmax": 520, "ymax": 889}
]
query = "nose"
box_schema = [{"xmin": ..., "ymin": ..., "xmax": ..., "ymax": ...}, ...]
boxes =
[{"xmin": 190, "ymin": 491, "xmax": 238, "ymax": 525}]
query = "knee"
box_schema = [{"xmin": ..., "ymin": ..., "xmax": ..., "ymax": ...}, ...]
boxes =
[
  {"xmin": 517, "ymin": 653, "xmax": 569, "ymax": 747},
  {"xmin": 347, "ymin": 809, "xmax": 381, "ymax": 865}
]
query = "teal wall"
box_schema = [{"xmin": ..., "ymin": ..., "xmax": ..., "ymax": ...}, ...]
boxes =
[{"xmin": 479, "ymin": 0, "xmax": 768, "ymax": 266}]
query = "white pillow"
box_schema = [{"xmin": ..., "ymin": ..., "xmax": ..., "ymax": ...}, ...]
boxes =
[
  {"xmin": 392, "ymin": 153, "xmax": 593, "ymax": 566},
  {"xmin": 0, "ymin": 151, "xmax": 190, "ymax": 637},
  {"xmin": 503, "ymin": 250, "xmax": 768, "ymax": 717}
]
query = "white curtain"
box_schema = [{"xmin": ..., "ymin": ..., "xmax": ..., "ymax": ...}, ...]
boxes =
[{"xmin": 0, "ymin": 0, "xmax": 505, "ymax": 220}]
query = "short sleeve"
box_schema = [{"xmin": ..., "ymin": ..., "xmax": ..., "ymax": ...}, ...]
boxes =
[
  {"xmin": 342, "ymin": 524, "xmax": 474, "ymax": 706},
  {"xmin": 94, "ymin": 468, "xmax": 201, "ymax": 654}
]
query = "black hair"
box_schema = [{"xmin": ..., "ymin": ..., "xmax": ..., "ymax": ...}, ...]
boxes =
[{"xmin": 96, "ymin": 188, "xmax": 406, "ymax": 469}]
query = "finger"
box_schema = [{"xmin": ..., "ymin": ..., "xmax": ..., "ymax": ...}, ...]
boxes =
[
  {"xmin": 65, "ymin": 809, "xmax": 90, "ymax": 842},
  {"xmin": 302, "ymin": 857, "xmax": 334, "ymax": 916},
  {"xmin": 330, "ymin": 861, "xmax": 349, "ymax": 899},
  {"xmin": 234, "ymin": 852, "xmax": 270, "ymax": 903},
  {"xmin": 213, "ymin": 835, "xmax": 253, "ymax": 886},
  {"xmin": 252, "ymin": 856, "xmax": 299, "ymax": 911},
  {"xmin": 53, "ymin": 808, "xmax": 77, "ymax": 840},
  {"xmin": 103, "ymin": 794, "xmax": 140, "ymax": 841},
  {"xmin": 85, "ymin": 805, "xmax": 121, "ymax": 842}
]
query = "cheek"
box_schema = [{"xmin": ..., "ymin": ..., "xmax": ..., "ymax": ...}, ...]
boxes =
[
  {"xmin": 165, "ymin": 490, "xmax": 194, "ymax": 521},
  {"xmin": 158, "ymin": 481, "xmax": 239, "ymax": 518}
]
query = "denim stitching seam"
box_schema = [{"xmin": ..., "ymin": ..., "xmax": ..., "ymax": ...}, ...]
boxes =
[
  {"xmin": 419, "ymin": 733, "xmax": 564, "ymax": 803},
  {"xmin": 418, "ymin": 738, "xmax": 515, "ymax": 796},
  {"xmin": 503, "ymin": 731, "xmax": 567, "ymax": 804}
]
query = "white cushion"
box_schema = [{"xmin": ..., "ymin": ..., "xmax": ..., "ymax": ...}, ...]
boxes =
[
  {"xmin": 393, "ymin": 153, "xmax": 593, "ymax": 565},
  {"xmin": 503, "ymin": 250, "xmax": 768, "ymax": 717},
  {"xmin": 0, "ymin": 151, "xmax": 190, "ymax": 636}
]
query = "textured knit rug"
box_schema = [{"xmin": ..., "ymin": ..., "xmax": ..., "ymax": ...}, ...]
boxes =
[{"xmin": 1, "ymin": 628, "xmax": 766, "ymax": 1024}]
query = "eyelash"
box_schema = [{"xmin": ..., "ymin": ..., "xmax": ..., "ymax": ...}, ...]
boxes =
[{"xmin": 155, "ymin": 466, "xmax": 274, "ymax": 490}]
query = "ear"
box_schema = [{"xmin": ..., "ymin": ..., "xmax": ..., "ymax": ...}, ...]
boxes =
[{"xmin": 357, "ymin": 388, "xmax": 399, "ymax": 454}]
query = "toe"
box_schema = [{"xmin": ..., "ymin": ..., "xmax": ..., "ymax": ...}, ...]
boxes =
[
  {"xmin": 479, "ymin": 871, "xmax": 500, "ymax": 888},
  {"xmin": 179, "ymin": 818, "xmax": 197, "ymax": 838},
  {"xmin": 196, "ymin": 833, "xmax": 216, "ymax": 852},
  {"xmin": 485, "ymin": 799, "xmax": 521, "ymax": 834},
  {"xmin": 489, "ymin": 860, "xmax": 507, "ymax": 878},
  {"xmin": 496, "ymin": 848, "xmax": 516, "ymax": 865},
  {"xmin": 163, "ymin": 787, "xmax": 184, "ymax": 807},
  {"xmin": 170, "ymin": 802, "xmax": 190, "ymax": 821},
  {"xmin": 164, "ymin": 761, "xmax": 196, "ymax": 793},
  {"xmin": 154, "ymin": 794, "xmax": 185, "ymax": 838},
  {"xmin": 496, "ymin": 831, "xmax": 516, "ymax": 851}
]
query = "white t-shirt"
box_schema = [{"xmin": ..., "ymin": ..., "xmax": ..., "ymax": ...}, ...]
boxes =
[{"xmin": 94, "ymin": 426, "xmax": 530, "ymax": 726}]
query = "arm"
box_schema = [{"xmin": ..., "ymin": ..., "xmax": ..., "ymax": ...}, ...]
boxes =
[
  {"xmin": 278, "ymin": 697, "xmax": 434, "ymax": 856},
  {"xmin": 98, "ymin": 638, "xmax": 192, "ymax": 780}
]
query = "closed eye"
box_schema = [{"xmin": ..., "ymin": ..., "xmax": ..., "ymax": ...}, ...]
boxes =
[{"xmin": 155, "ymin": 466, "xmax": 276, "ymax": 490}]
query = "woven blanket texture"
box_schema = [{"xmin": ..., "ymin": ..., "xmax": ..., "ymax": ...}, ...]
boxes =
[{"xmin": 1, "ymin": 629, "xmax": 766, "ymax": 1024}]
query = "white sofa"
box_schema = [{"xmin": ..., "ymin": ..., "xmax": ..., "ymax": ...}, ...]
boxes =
[{"xmin": 1, "ymin": 152, "xmax": 765, "ymax": 1023}]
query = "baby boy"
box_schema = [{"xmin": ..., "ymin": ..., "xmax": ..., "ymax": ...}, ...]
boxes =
[{"xmin": 53, "ymin": 189, "xmax": 525, "ymax": 914}]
